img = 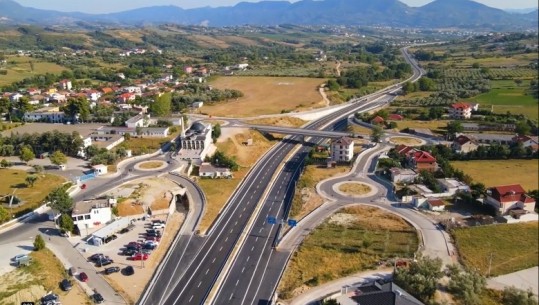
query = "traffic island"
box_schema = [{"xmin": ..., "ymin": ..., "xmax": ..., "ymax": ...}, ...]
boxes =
[
  {"xmin": 388, "ymin": 136, "xmax": 425, "ymax": 146},
  {"xmin": 333, "ymin": 182, "xmax": 377, "ymax": 198},
  {"xmin": 134, "ymin": 161, "xmax": 168, "ymax": 171}
]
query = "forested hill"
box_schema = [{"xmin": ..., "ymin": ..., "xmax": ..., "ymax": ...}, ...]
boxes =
[{"xmin": 0, "ymin": 0, "xmax": 537, "ymax": 30}]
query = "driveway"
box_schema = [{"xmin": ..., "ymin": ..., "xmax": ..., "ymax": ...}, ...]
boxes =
[{"xmin": 488, "ymin": 267, "xmax": 539, "ymax": 296}]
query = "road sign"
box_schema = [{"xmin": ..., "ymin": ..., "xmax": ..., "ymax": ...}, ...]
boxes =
[
  {"xmin": 267, "ymin": 216, "xmax": 277, "ymax": 225},
  {"xmin": 287, "ymin": 219, "xmax": 298, "ymax": 227}
]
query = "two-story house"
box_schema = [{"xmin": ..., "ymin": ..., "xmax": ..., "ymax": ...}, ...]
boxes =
[
  {"xmin": 331, "ymin": 137, "xmax": 354, "ymax": 162},
  {"xmin": 71, "ymin": 199, "xmax": 115, "ymax": 230},
  {"xmin": 486, "ymin": 184, "xmax": 536, "ymax": 214},
  {"xmin": 452, "ymin": 135, "xmax": 479, "ymax": 154},
  {"xmin": 407, "ymin": 151, "xmax": 437, "ymax": 172},
  {"xmin": 449, "ymin": 102, "xmax": 472, "ymax": 119}
]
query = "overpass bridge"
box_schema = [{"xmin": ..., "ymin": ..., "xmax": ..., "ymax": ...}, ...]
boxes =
[{"xmin": 248, "ymin": 124, "xmax": 367, "ymax": 139}]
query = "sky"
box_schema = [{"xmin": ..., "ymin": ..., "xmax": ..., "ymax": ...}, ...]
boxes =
[{"xmin": 14, "ymin": 0, "xmax": 539, "ymax": 14}]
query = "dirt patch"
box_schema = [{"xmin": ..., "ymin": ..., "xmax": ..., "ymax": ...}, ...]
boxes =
[
  {"xmin": 389, "ymin": 137, "xmax": 423, "ymax": 146},
  {"xmin": 113, "ymin": 178, "xmax": 182, "ymax": 216},
  {"xmin": 117, "ymin": 199, "xmax": 145, "ymax": 216},
  {"xmin": 246, "ymin": 116, "xmax": 307, "ymax": 128},
  {"xmin": 138, "ymin": 161, "xmax": 165, "ymax": 169},
  {"xmin": 338, "ymin": 183, "xmax": 372, "ymax": 195},
  {"xmin": 151, "ymin": 196, "xmax": 171, "ymax": 211}
]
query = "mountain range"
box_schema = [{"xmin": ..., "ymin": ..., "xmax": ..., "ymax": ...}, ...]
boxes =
[{"xmin": 0, "ymin": 0, "xmax": 537, "ymax": 30}]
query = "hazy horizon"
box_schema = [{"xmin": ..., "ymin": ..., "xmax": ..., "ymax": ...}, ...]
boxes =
[{"xmin": 12, "ymin": 0, "xmax": 539, "ymax": 14}]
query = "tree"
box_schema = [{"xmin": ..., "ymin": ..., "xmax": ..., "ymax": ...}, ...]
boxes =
[
  {"xmin": 502, "ymin": 287, "xmax": 538, "ymax": 305},
  {"xmin": 34, "ymin": 234, "xmax": 45, "ymax": 251},
  {"xmin": 428, "ymin": 107, "xmax": 444, "ymax": 120},
  {"xmin": 0, "ymin": 159, "xmax": 11, "ymax": 168},
  {"xmin": 62, "ymin": 97, "xmax": 91, "ymax": 122},
  {"xmin": 46, "ymin": 187, "xmax": 74, "ymax": 215},
  {"xmin": 19, "ymin": 145, "xmax": 35, "ymax": 163},
  {"xmin": 393, "ymin": 256, "xmax": 443, "ymax": 303},
  {"xmin": 418, "ymin": 77, "xmax": 436, "ymax": 91},
  {"xmin": 515, "ymin": 121, "xmax": 531, "ymax": 136},
  {"xmin": 150, "ymin": 92, "xmax": 172, "ymax": 116},
  {"xmin": 32, "ymin": 164, "xmax": 44, "ymax": 173},
  {"xmin": 446, "ymin": 121, "xmax": 463, "ymax": 139},
  {"xmin": 59, "ymin": 213, "xmax": 75, "ymax": 233},
  {"xmin": 213, "ymin": 123, "xmax": 222, "ymax": 142},
  {"xmin": 327, "ymin": 79, "xmax": 340, "ymax": 91},
  {"xmin": 371, "ymin": 126, "xmax": 385, "ymax": 143},
  {"xmin": 447, "ymin": 266, "xmax": 486, "ymax": 305},
  {"xmin": 25, "ymin": 175, "xmax": 38, "ymax": 187},
  {"xmin": 402, "ymin": 81, "xmax": 416, "ymax": 95},
  {"xmin": 514, "ymin": 79, "xmax": 523, "ymax": 87},
  {"xmin": 49, "ymin": 150, "xmax": 67, "ymax": 166}
]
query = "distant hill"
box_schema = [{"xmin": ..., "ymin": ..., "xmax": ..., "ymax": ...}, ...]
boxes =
[{"xmin": 0, "ymin": 0, "xmax": 537, "ymax": 30}]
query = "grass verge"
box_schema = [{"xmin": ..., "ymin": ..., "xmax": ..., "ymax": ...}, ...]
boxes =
[
  {"xmin": 452, "ymin": 222, "xmax": 538, "ymax": 276},
  {"xmin": 389, "ymin": 136, "xmax": 423, "ymax": 146},
  {"xmin": 278, "ymin": 206, "xmax": 418, "ymax": 300},
  {"xmin": 339, "ymin": 183, "xmax": 372, "ymax": 195},
  {"xmin": 138, "ymin": 161, "xmax": 165, "ymax": 169}
]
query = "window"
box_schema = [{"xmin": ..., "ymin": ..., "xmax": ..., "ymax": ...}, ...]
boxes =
[
  {"xmin": 77, "ymin": 216, "xmax": 83, "ymax": 221},
  {"xmin": 85, "ymin": 215, "xmax": 91, "ymax": 220}
]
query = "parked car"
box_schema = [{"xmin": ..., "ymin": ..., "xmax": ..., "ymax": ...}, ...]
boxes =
[
  {"xmin": 152, "ymin": 219, "xmax": 165, "ymax": 224},
  {"xmin": 146, "ymin": 229, "xmax": 161, "ymax": 235},
  {"xmin": 89, "ymin": 253, "xmax": 107, "ymax": 261},
  {"xmin": 68, "ymin": 267, "xmax": 77, "ymax": 276},
  {"xmin": 126, "ymin": 245, "xmax": 142, "ymax": 251},
  {"xmin": 131, "ymin": 253, "xmax": 149, "ymax": 261},
  {"xmin": 140, "ymin": 249, "xmax": 152, "ymax": 255},
  {"xmin": 104, "ymin": 266, "xmax": 121, "ymax": 275},
  {"xmin": 119, "ymin": 227, "xmax": 130, "ymax": 234},
  {"xmin": 122, "ymin": 249, "xmax": 136, "ymax": 256},
  {"xmin": 143, "ymin": 244, "xmax": 157, "ymax": 250},
  {"xmin": 96, "ymin": 258, "xmax": 114, "ymax": 267},
  {"xmin": 79, "ymin": 272, "xmax": 89, "ymax": 282},
  {"xmin": 12, "ymin": 254, "xmax": 28, "ymax": 262},
  {"xmin": 145, "ymin": 240, "xmax": 159, "ymax": 247},
  {"xmin": 92, "ymin": 292, "xmax": 104, "ymax": 304},
  {"xmin": 123, "ymin": 265, "xmax": 135, "ymax": 276},
  {"xmin": 152, "ymin": 223, "xmax": 165, "ymax": 229},
  {"xmin": 41, "ymin": 293, "xmax": 59, "ymax": 304},
  {"xmin": 145, "ymin": 236, "xmax": 161, "ymax": 242},
  {"xmin": 103, "ymin": 234, "xmax": 118, "ymax": 243},
  {"xmin": 60, "ymin": 278, "xmax": 72, "ymax": 291}
]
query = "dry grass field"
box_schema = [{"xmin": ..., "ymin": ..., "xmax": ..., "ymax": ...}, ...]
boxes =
[
  {"xmin": 0, "ymin": 169, "xmax": 66, "ymax": 216},
  {"xmin": 339, "ymin": 183, "xmax": 372, "ymax": 195},
  {"xmin": 197, "ymin": 130, "xmax": 277, "ymax": 232},
  {"xmin": 389, "ymin": 137, "xmax": 423, "ymax": 146},
  {"xmin": 393, "ymin": 120, "xmax": 451, "ymax": 134},
  {"xmin": 451, "ymin": 159, "xmax": 538, "ymax": 190},
  {"xmin": 138, "ymin": 161, "xmax": 165, "ymax": 169},
  {"xmin": 452, "ymin": 222, "xmax": 538, "ymax": 276},
  {"xmin": 279, "ymin": 206, "xmax": 418, "ymax": 299},
  {"xmin": 246, "ymin": 116, "xmax": 307, "ymax": 128},
  {"xmin": 202, "ymin": 76, "xmax": 326, "ymax": 117}
]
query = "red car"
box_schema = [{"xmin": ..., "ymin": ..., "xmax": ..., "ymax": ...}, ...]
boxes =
[
  {"xmin": 145, "ymin": 236, "xmax": 161, "ymax": 242},
  {"xmin": 80, "ymin": 184, "xmax": 87, "ymax": 190},
  {"xmin": 131, "ymin": 253, "xmax": 149, "ymax": 261},
  {"xmin": 79, "ymin": 272, "xmax": 89, "ymax": 282}
]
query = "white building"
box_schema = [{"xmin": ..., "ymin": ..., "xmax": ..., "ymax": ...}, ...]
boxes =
[
  {"xmin": 199, "ymin": 162, "xmax": 232, "ymax": 178},
  {"xmin": 92, "ymin": 164, "xmax": 108, "ymax": 176},
  {"xmin": 23, "ymin": 106, "xmax": 65, "ymax": 123},
  {"xmin": 331, "ymin": 137, "xmax": 354, "ymax": 162},
  {"xmin": 191, "ymin": 101, "xmax": 204, "ymax": 108},
  {"xmin": 178, "ymin": 121, "xmax": 213, "ymax": 164},
  {"xmin": 437, "ymin": 178, "xmax": 470, "ymax": 195},
  {"xmin": 449, "ymin": 102, "xmax": 472, "ymax": 119},
  {"xmin": 71, "ymin": 199, "xmax": 114, "ymax": 229},
  {"xmin": 59, "ymin": 79, "xmax": 72, "ymax": 90},
  {"xmin": 125, "ymin": 113, "xmax": 149, "ymax": 128},
  {"xmin": 389, "ymin": 167, "xmax": 418, "ymax": 183},
  {"xmin": 486, "ymin": 184, "xmax": 536, "ymax": 214}
]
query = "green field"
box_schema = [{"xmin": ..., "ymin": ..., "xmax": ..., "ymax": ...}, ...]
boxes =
[
  {"xmin": 467, "ymin": 80, "xmax": 538, "ymax": 120},
  {"xmin": 279, "ymin": 206, "xmax": 418, "ymax": 299},
  {"xmin": 453, "ymin": 222, "xmax": 538, "ymax": 276},
  {"xmin": 451, "ymin": 159, "xmax": 538, "ymax": 191},
  {"xmin": 0, "ymin": 56, "xmax": 67, "ymax": 86}
]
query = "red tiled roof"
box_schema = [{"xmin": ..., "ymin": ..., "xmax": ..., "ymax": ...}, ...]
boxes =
[
  {"xmin": 413, "ymin": 151, "xmax": 436, "ymax": 163},
  {"xmin": 428, "ymin": 199, "xmax": 445, "ymax": 207},
  {"xmin": 454, "ymin": 135, "xmax": 475, "ymax": 145},
  {"xmin": 388, "ymin": 114, "xmax": 404, "ymax": 120},
  {"xmin": 333, "ymin": 137, "xmax": 353, "ymax": 146},
  {"xmin": 490, "ymin": 184, "xmax": 527, "ymax": 203},
  {"xmin": 395, "ymin": 145, "xmax": 416, "ymax": 156},
  {"xmin": 371, "ymin": 116, "xmax": 385, "ymax": 124},
  {"xmin": 451, "ymin": 102, "xmax": 471, "ymax": 110}
]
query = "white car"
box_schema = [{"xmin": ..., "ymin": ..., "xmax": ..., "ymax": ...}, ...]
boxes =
[
  {"xmin": 152, "ymin": 223, "xmax": 165, "ymax": 229},
  {"xmin": 12, "ymin": 254, "xmax": 28, "ymax": 262}
]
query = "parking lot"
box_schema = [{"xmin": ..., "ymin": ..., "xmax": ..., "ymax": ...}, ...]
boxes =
[{"xmin": 69, "ymin": 212, "xmax": 184, "ymax": 303}]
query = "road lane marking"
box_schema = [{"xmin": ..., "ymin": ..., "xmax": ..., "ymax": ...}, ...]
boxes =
[
  {"xmin": 197, "ymin": 281, "xmax": 202, "ymax": 287},
  {"xmin": 206, "ymin": 268, "xmax": 210, "ymax": 275}
]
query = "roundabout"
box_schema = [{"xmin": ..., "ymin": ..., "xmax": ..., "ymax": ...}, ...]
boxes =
[
  {"xmin": 333, "ymin": 181, "xmax": 377, "ymax": 198},
  {"xmin": 134, "ymin": 160, "xmax": 168, "ymax": 171}
]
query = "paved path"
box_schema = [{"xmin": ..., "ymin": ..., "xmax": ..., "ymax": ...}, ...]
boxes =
[
  {"xmin": 284, "ymin": 268, "xmax": 392, "ymax": 305},
  {"xmin": 488, "ymin": 267, "xmax": 539, "ymax": 296}
]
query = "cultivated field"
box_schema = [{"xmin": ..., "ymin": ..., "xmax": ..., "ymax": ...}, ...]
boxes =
[
  {"xmin": 452, "ymin": 222, "xmax": 538, "ymax": 276},
  {"xmin": 202, "ymin": 76, "xmax": 326, "ymax": 117},
  {"xmin": 279, "ymin": 206, "xmax": 418, "ymax": 299},
  {"xmin": 451, "ymin": 159, "xmax": 538, "ymax": 190},
  {"xmin": 393, "ymin": 120, "xmax": 450, "ymax": 134},
  {"xmin": 0, "ymin": 56, "xmax": 66, "ymax": 86}
]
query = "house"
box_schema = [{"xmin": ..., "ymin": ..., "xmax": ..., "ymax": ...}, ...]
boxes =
[
  {"xmin": 332, "ymin": 281, "xmax": 424, "ymax": 305},
  {"xmin": 486, "ymin": 184, "xmax": 536, "ymax": 214},
  {"xmin": 371, "ymin": 116, "xmax": 385, "ymax": 125},
  {"xmin": 71, "ymin": 199, "xmax": 114, "ymax": 229},
  {"xmin": 463, "ymin": 133, "xmax": 514, "ymax": 145},
  {"xmin": 117, "ymin": 93, "xmax": 135, "ymax": 103},
  {"xmin": 23, "ymin": 106, "xmax": 65, "ymax": 123},
  {"xmin": 184, "ymin": 66, "xmax": 193, "ymax": 74},
  {"xmin": 125, "ymin": 113, "xmax": 149, "ymax": 128},
  {"xmin": 449, "ymin": 102, "xmax": 472, "ymax": 119},
  {"xmin": 59, "ymin": 79, "xmax": 72, "ymax": 91},
  {"xmin": 461, "ymin": 122, "xmax": 516, "ymax": 132},
  {"xmin": 452, "ymin": 135, "xmax": 479, "ymax": 154},
  {"xmin": 395, "ymin": 145, "xmax": 417, "ymax": 156},
  {"xmin": 47, "ymin": 92, "xmax": 67, "ymax": 103},
  {"xmin": 139, "ymin": 127, "xmax": 169, "ymax": 137},
  {"xmin": 407, "ymin": 151, "xmax": 437, "ymax": 172},
  {"xmin": 92, "ymin": 164, "xmax": 108, "ymax": 176},
  {"xmin": 9, "ymin": 93, "xmax": 23, "ymax": 102},
  {"xmin": 512, "ymin": 135, "xmax": 539, "ymax": 151},
  {"xmin": 388, "ymin": 114, "xmax": 404, "ymax": 121},
  {"xmin": 389, "ymin": 167, "xmax": 418, "ymax": 183},
  {"xmin": 199, "ymin": 163, "xmax": 232, "ymax": 178},
  {"xmin": 437, "ymin": 178, "xmax": 470, "ymax": 194},
  {"xmin": 331, "ymin": 137, "xmax": 354, "ymax": 162},
  {"xmin": 86, "ymin": 90, "xmax": 102, "ymax": 102},
  {"xmin": 427, "ymin": 199, "xmax": 446, "ymax": 211}
]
